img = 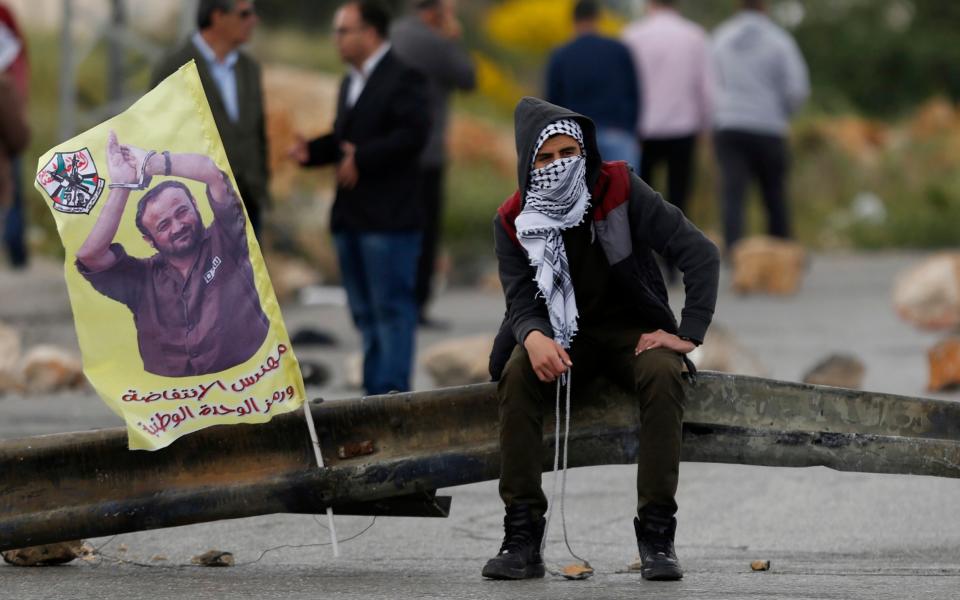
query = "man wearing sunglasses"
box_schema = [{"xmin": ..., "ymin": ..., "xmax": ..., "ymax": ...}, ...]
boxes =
[{"xmin": 152, "ymin": 0, "xmax": 269, "ymax": 239}]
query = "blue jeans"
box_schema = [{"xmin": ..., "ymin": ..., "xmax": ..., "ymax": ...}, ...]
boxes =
[
  {"xmin": 3, "ymin": 156, "xmax": 27, "ymax": 267},
  {"xmin": 596, "ymin": 127, "xmax": 640, "ymax": 172},
  {"xmin": 334, "ymin": 231, "xmax": 422, "ymax": 395}
]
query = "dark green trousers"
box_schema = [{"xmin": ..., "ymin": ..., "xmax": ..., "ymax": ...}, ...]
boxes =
[{"xmin": 497, "ymin": 326, "xmax": 686, "ymax": 519}]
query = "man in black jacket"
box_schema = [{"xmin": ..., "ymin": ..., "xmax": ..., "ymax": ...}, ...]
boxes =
[
  {"xmin": 291, "ymin": 1, "xmax": 429, "ymax": 395},
  {"xmin": 482, "ymin": 97, "xmax": 719, "ymax": 581}
]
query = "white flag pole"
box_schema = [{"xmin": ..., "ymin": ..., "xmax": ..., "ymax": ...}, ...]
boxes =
[{"xmin": 303, "ymin": 400, "xmax": 340, "ymax": 557}]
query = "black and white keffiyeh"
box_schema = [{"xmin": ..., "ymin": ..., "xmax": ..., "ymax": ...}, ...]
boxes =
[{"xmin": 514, "ymin": 119, "xmax": 590, "ymax": 349}]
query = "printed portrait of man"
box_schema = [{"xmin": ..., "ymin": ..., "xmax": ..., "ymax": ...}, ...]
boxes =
[{"xmin": 73, "ymin": 131, "xmax": 269, "ymax": 377}]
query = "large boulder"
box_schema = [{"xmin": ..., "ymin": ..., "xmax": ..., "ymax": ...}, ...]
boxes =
[
  {"xmin": 802, "ymin": 354, "xmax": 865, "ymax": 389},
  {"xmin": 893, "ymin": 253, "xmax": 960, "ymax": 330},
  {"xmin": 420, "ymin": 335, "xmax": 495, "ymax": 387},
  {"xmin": 730, "ymin": 236, "xmax": 807, "ymax": 296},
  {"xmin": 688, "ymin": 324, "xmax": 768, "ymax": 378},
  {"xmin": 21, "ymin": 345, "xmax": 85, "ymax": 394}
]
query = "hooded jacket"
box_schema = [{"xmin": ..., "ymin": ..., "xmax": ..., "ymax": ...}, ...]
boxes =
[{"xmin": 489, "ymin": 97, "xmax": 719, "ymax": 380}]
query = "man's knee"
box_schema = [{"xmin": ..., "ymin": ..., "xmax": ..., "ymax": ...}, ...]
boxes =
[{"xmin": 633, "ymin": 348, "xmax": 685, "ymax": 402}]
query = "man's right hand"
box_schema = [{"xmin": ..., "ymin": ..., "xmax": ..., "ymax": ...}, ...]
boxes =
[
  {"xmin": 106, "ymin": 130, "xmax": 138, "ymax": 184},
  {"xmin": 524, "ymin": 330, "xmax": 572, "ymax": 383},
  {"xmin": 287, "ymin": 134, "xmax": 309, "ymax": 164}
]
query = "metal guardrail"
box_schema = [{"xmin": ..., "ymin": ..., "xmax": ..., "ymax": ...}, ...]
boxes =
[{"xmin": 3, "ymin": 372, "xmax": 960, "ymax": 551}]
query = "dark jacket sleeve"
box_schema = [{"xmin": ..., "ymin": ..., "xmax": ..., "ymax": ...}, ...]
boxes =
[
  {"xmin": 628, "ymin": 174, "xmax": 718, "ymax": 343},
  {"xmin": 494, "ymin": 215, "xmax": 552, "ymax": 346},
  {"xmin": 353, "ymin": 68, "xmax": 430, "ymax": 173},
  {"xmin": 305, "ymin": 133, "xmax": 341, "ymax": 167}
]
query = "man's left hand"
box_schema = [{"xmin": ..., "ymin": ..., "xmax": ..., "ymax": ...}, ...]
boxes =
[
  {"xmin": 635, "ymin": 330, "xmax": 696, "ymax": 355},
  {"xmin": 337, "ymin": 142, "xmax": 359, "ymax": 190}
]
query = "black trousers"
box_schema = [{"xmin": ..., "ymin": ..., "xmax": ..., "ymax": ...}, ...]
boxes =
[
  {"xmin": 714, "ymin": 129, "xmax": 790, "ymax": 251},
  {"xmin": 639, "ymin": 135, "xmax": 697, "ymax": 216},
  {"xmin": 498, "ymin": 326, "xmax": 686, "ymax": 520},
  {"xmin": 415, "ymin": 166, "xmax": 444, "ymax": 314}
]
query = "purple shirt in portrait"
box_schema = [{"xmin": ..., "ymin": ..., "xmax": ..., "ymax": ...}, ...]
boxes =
[{"xmin": 77, "ymin": 175, "xmax": 269, "ymax": 377}]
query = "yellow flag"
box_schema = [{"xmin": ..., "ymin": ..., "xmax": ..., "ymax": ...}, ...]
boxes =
[{"xmin": 33, "ymin": 61, "xmax": 305, "ymax": 450}]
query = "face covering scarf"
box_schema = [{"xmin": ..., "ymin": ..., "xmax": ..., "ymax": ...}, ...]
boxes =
[{"xmin": 514, "ymin": 119, "xmax": 591, "ymax": 349}]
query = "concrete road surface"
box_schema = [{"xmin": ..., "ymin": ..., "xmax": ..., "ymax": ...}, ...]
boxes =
[{"xmin": 2, "ymin": 253, "xmax": 960, "ymax": 599}]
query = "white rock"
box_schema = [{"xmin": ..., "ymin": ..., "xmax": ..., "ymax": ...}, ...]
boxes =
[{"xmin": 893, "ymin": 254, "xmax": 960, "ymax": 330}]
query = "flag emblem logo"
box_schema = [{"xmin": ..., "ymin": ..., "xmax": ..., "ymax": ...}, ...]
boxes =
[{"xmin": 36, "ymin": 148, "xmax": 105, "ymax": 215}]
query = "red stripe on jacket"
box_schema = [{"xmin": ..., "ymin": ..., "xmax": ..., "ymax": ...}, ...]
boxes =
[{"xmin": 497, "ymin": 161, "xmax": 631, "ymax": 247}]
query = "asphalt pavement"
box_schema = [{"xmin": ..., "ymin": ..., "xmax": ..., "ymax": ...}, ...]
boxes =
[{"xmin": 2, "ymin": 253, "xmax": 960, "ymax": 599}]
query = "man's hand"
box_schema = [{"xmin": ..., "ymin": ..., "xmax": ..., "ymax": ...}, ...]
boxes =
[
  {"xmin": 524, "ymin": 330, "xmax": 572, "ymax": 383},
  {"xmin": 287, "ymin": 134, "xmax": 309, "ymax": 164},
  {"xmin": 336, "ymin": 141, "xmax": 359, "ymax": 190},
  {"xmin": 105, "ymin": 130, "xmax": 139, "ymax": 184},
  {"xmin": 635, "ymin": 330, "xmax": 696, "ymax": 355}
]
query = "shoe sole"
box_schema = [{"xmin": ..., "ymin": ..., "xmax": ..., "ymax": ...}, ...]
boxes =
[
  {"xmin": 481, "ymin": 563, "xmax": 546, "ymax": 580},
  {"xmin": 641, "ymin": 565, "xmax": 683, "ymax": 581}
]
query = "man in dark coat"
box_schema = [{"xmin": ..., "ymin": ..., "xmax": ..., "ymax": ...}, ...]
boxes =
[
  {"xmin": 291, "ymin": 1, "xmax": 429, "ymax": 395},
  {"xmin": 482, "ymin": 97, "xmax": 719, "ymax": 582},
  {"xmin": 151, "ymin": 0, "xmax": 269, "ymax": 237}
]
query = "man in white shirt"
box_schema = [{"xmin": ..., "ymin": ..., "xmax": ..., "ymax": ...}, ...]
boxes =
[
  {"xmin": 152, "ymin": 0, "xmax": 269, "ymax": 238},
  {"xmin": 622, "ymin": 0, "xmax": 712, "ymax": 281},
  {"xmin": 290, "ymin": 1, "xmax": 430, "ymax": 395}
]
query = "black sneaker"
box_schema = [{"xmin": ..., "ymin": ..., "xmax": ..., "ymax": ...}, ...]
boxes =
[
  {"xmin": 481, "ymin": 504, "xmax": 546, "ymax": 580},
  {"xmin": 634, "ymin": 506, "xmax": 683, "ymax": 581}
]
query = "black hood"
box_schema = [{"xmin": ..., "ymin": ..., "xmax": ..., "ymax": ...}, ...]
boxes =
[{"xmin": 513, "ymin": 97, "xmax": 603, "ymax": 202}]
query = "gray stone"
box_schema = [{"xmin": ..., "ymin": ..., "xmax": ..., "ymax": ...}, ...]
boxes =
[{"xmin": 802, "ymin": 354, "xmax": 866, "ymax": 389}]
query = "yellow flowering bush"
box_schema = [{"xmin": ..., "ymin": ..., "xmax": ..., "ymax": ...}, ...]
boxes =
[
  {"xmin": 474, "ymin": 52, "xmax": 532, "ymax": 111},
  {"xmin": 485, "ymin": 0, "xmax": 625, "ymax": 55}
]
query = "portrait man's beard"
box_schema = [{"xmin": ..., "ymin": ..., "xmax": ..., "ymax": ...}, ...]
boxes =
[{"xmin": 157, "ymin": 222, "xmax": 202, "ymax": 259}]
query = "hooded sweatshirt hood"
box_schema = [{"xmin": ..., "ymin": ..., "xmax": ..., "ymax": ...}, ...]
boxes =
[{"xmin": 513, "ymin": 97, "xmax": 602, "ymax": 203}]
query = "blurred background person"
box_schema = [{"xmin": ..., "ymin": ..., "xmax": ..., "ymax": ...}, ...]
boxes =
[
  {"xmin": 622, "ymin": 0, "xmax": 711, "ymax": 282},
  {"xmin": 391, "ymin": 0, "xmax": 476, "ymax": 329},
  {"xmin": 712, "ymin": 0, "xmax": 809, "ymax": 253},
  {"xmin": 545, "ymin": 0, "xmax": 639, "ymax": 169},
  {"xmin": 290, "ymin": 0, "xmax": 429, "ymax": 395},
  {"xmin": 0, "ymin": 2, "xmax": 29, "ymax": 269},
  {"xmin": 152, "ymin": 0, "xmax": 270, "ymax": 239}
]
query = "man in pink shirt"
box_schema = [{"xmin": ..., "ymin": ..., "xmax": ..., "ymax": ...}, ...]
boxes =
[{"xmin": 622, "ymin": 0, "xmax": 712, "ymax": 279}]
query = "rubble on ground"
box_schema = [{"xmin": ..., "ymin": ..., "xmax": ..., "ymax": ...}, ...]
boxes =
[{"xmin": 2, "ymin": 541, "xmax": 85, "ymax": 566}]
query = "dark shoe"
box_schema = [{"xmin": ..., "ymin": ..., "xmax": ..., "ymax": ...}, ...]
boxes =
[
  {"xmin": 481, "ymin": 504, "xmax": 546, "ymax": 580},
  {"xmin": 634, "ymin": 506, "xmax": 683, "ymax": 581}
]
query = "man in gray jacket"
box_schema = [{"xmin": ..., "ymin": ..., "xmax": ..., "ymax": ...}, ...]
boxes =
[
  {"xmin": 712, "ymin": 0, "xmax": 809, "ymax": 251},
  {"xmin": 391, "ymin": 0, "xmax": 475, "ymax": 327}
]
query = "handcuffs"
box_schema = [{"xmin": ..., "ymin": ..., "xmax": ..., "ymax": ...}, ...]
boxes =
[{"xmin": 108, "ymin": 150, "xmax": 172, "ymax": 190}]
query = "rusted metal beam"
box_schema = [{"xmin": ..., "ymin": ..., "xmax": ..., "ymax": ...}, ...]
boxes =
[{"xmin": 3, "ymin": 372, "xmax": 960, "ymax": 551}]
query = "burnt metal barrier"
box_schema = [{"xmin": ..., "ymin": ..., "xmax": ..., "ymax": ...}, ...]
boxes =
[{"xmin": 3, "ymin": 372, "xmax": 960, "ymax": 551}]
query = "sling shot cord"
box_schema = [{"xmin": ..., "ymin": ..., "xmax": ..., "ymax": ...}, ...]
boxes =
[{"xmin": 540, "ymin": 369, "xmax": 594, "ymax": 579}]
